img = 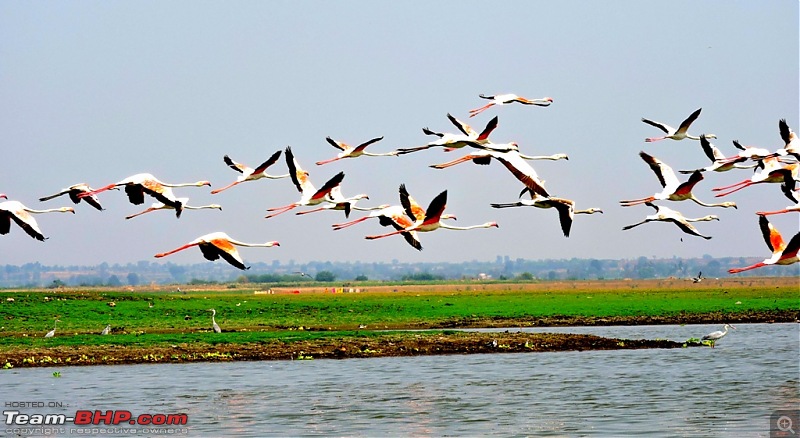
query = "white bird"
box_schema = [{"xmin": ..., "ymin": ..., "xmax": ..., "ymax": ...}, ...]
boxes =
[
  {"xmin": 762, "ymin": 118, "xmax": 800, "ymax": 160},
  {"xmin": 620, "ymin": 152, "xmax": 737, "ymax": 208},
  {"xmin": 101, "ymin": 324, "xmax": 111, "ymax": 335},
  {"xmin": 125, "ymin": 198, "xmax": 222, "ymax": 220},
  {"xmin": 642, "ymin": 108, "xmax": 714, "ymax": 142},
  {"xmin": 491, "ymin": 196, "xmax": 602, "ymax": 237},
  {"xmin": 469, "ymin": 94, "xmax": 553, "ymax": 118},
  {"xmin": 621, "ymin": 202, "xmax": 719, "ymax": 240},
  {"xmin": 691, "ymin": 271, "xmax": 704, "ymax": 283},
  {"xmin": 702, "ymin": 324, "xmax": 736, "ymax": 348},
  {"xmin": 678, "ymin": 135, "xmax": 758, "ymax": 174},
  {"xmin": 294, "ymin": 186, "xmax": 372, "ymax": 218},
  {"xmin": 395, "ymin": 115, "xmax": 498, "ymax": 155},
  {"xmin": 211, "ymin": 150, "xmax": 289, "ymax": 194},
  {"xmin": 728, "ymin": 215, "xmax": 800, "ymax": 273},
  {"xmin": 79, "ymin": 173, "xmax": 212, "ymax": 218},
  {"xmin": 365, "ymin": 188, "xmax": 498, "ymax": 241},
  {"xmin": 265, "ymin": 147, "xmax": 345, "ymax": 218},
  {"xmin": 0, "ymin": 200, "xmax": 75, "ymax": 241},
  {"xmin": 39, "ymin": 183, "xmax": 109, "ymax": 211},
  {"xmin": 316, "ymin": 136, "xmax": 396, "ymax": 165},
  {"xmin": 44, "ymin": 319, "xmax": 61, "ymax": 338},
  {"xmin": 154, "ymin": 231, "xmax": 280, "ymax": 270},
  {"xmin": 208, "ymin": 309, "xmax": 221, "ymax": 333},
  {"xmin": 712, "ymin": 158, "xmax": 798, "ymax": 198}
]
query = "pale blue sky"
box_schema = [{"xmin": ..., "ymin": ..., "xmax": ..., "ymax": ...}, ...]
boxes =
[{"xmin": 1, "ymin": 1, "xmax": 798, "ymax": 268}]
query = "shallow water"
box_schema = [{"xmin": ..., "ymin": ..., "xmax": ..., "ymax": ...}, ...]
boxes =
[{"xmin": 2, "ymin": 323, "xmax": 798, "ymax": 437}]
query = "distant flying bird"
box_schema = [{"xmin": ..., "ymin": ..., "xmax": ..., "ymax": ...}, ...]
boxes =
[
  {"xmin": 395, "ymin": 115, "xmax": 498, "ymax": 155},
  {"xmin": 430, "ymin": 148, "xmax": 551, "ymax": 198},
  {"xmin": 619, "ymin": 152, "xmax": 737, "ymax": 208},
  {"xmin": 491, "ymin": 196, "xmax": 603, "ymax": 238},
  {"xmin": 294, "ymin": 186, "xmax": 372, "ymax": 218},
  {"xmin": 678, "ymin": 135, "xmax": 758, "ymax": 174},
  {"xmin": 101, "ymin": 324, "xmax": 111, "ymax": 335},
  {"xmin": 155, "ymin": 232, "xmax": 279, "ymax": 270},
  {"xmin": 315, "ymin": 136, "xmax": 396, "ymax": 165},
  {"xmin": 0, "ymin": 200, "xmax": 75, "ymax": 241},
  {"xmin": 468, "ymin": 94, "xmax": 553, "ymax": 118},
  {"xmin": 641, "ymin": 108, "xmax": 714, "ymax": 142},
  {"xmin": 621, "ymin": 202, "xmax": 719, "ymax": 240},
  {"xmin": 211, "ymin": 150, "xmax": 289, "ymax": 194},
  {"xmin": 265, "ymin": 147, "xmax": 345, "ymax": 218},
  {"xmin": 331, "ymin": 203, "xmax": 423, "ymax": 251},
  {"xmin": 365, "ymin": 189, "xmax": 498, "ymax": 241},
  {"xmin": 691, "ymin": 271, "xmax": 704, "ymax": 283},
  {"xmin": 39, "ymin": 183, "xmax": 109, "ymax": 211},
  {"xmin": 124, "ymin": 198, "xmax": 222, "ymax": 220},
  {"xmin": 712, "ymin": 158, "xmax": 798, "ymax": 198},
  {"xmin": 702, "ymin": 324, "xmax": 736, "ymax": 348},
  {"xmin": 44, "ymin": 319, "xmax": 61, "ymax": 338},
  {"xmin": 728, "ymin": 215, "xmax": 800, "ymax": 273},
  {"xmin": 208, "ymin": 309, "xmax": 221, "ymax": 333},
  {"xmin": 79, "ymin": 173, "xmax": 211, "ymax": 218}
]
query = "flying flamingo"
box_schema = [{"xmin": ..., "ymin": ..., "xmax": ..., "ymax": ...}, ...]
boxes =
[
  {"xmin": 395, "ymin": 115, "xmax": 498, "ymax": 155},
  {"xmin": 728, "ymin": 215, "xmax": 800, "ymax": 273},
  {"xmin": 331, "ymin": 204, "xmax": 423, "ymax": 250},
  {"xmin": 620, "ymin": 202, "xmax": 719, "ymax": 240},
  {"xmin": 0, "ymin": 200, "xmax": 75, "ymax": 241},
  {"xmin": 761, "ymin": 118, "xmax": 799, "ymax": 160},
  {"xmin": 364, "ymin": 189, "xmax": 498, "ymax": 241},
  {"xmin": 315, "ymin": 136, "xmax": 397, "ymax": 165},
  {"xmin": 211, "ymin": 150, "xmax": 289, "ymax": 194},
  {"xmin": 39, "ymin": 183, "xmax": 110, "ymax": 211},
  {"xmin": 78, "ymin": 173, "xmax": 211, "ymax": 218},
  {"xmin": 619, "ymin": 152, "xmax": 737, "ymax": 208},
  {"xmin": 265, "ymin": 146, "xmax": 345, "ymax": 218},
  {"xmin": 755, "ymin": 183, "xmax": 799, "ymax": 215},
  {"xmin": 678, "ymin": 135, "xmax": 758, "ymax": 174},
  {"xmin": 430, "ymin": 148, "xmax": 551, "ymax": 198},
  {"xmin": 490, "ymin": 196, "xmax": 602, "ymax": 237},
  {"xmin": 468, "ymin": 94, "xmax": 553, "ymax": 118},
  {"xmin": 716, "ymin": 139, "xmax": 773, "ymax": 165},
  {"xmin": 641, "ymin": 108, "xmax": 715, "ymax": 142},
  {"xmin": 125, "ymin": 198, "xmax": 222, "ymax": 219},
  {"xmin": 294, "ymin": 186, "xmax": 373, "ymax": 218},
  {"xmin": 712, "ymin": 159, "xmax": 797, "ymax": 197},
  {"xmin": 154, "ymin": 231, "xmax": 279, "ymax": 270}
]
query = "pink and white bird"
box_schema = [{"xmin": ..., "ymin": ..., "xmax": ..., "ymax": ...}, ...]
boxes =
[
  {"xmin": 641, "ymin": 108, "xmax": 715, "ymax": 142},
  {"xmin": 315, "ymin": 136, "xmax": 396, "ymax": 165},
  {"xmin": 365, "ymin": 188, "xmax": 498, "ymax": 241},
  {"xmin": 39, "ymin": 183, "xmax": 109, "ymax": 211},
  {"xmin": 491, "ymin": 195, "xmax": 602, "ymax": 238},
  {"xmin": 155, "ymin": 231, "xmax": 279, "ymax": 270},
  {"xmin": 294, "ymin": 186, "xmax": 374, "ymax": 218},
  {"xmin": 0, "ymin": 200, "xmax": 75, "ymax": 241},
  {"xmin": 331, "ymin": 203, "xmax": 423, "ymax": 251},
  {"xmin": 265, "ymin": 146, "xmax": 345, "ymax": 218},
  {"xmin": 620, "ymin": 201, "xmax": 719, "ymax": 240},
  {"xmin": 728, "ymin": 215, "xmax": 800, "ymax": 273},
  {"xmin": 125, "ymin": 198, "xmax": 222, "ymax": 220},
  {"xmin": 79, "ymin": 173, "xmax": 211, "ymax": 218},
  {"xmin": 395, "ymin": 115, "xmax": 499, "ymax": 155},
  {"xmin": 712, "ymin": 158, "xmax": 798, "ymax": 198},
  {"xmin": 678, "ymin": 135, "xmax": 758, "ymax": 174},
  {"xmin": 619, "ymin": 152, "xmax": 737, "ymax": 208},
  {"xmin": 211, "ymin": 150, "xmax": 289, "ymax": 194},
  {"xmin": 468, "ymin": 94, "xmax": 553, "ymax": 118}
]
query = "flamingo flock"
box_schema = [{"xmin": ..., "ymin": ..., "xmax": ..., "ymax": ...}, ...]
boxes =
[{"xmin": 2, "ymin": 94, "xmax": 797, "ymax": 274}]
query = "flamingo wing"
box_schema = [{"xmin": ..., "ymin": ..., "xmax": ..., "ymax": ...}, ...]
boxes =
[
  {"xmin": 758, "ymin": 215, "xmax": 785, "ymax": 253},
  {"xmin": 639, "ymin": 151, "xmax": 679, "ymax": 189},
  {"xmin": 673, "ymin": 171, "xmax": 704, "ymax": 196},
  {"xmin": 676, "ymin": 108, "xmax": 702, "ymax": 134},
  {"xmin": 285, "ymin": 146, "xmax": 310, "ymax": 194},
  {"xmin": 310, "ymin": 171, "xmax": 345, "ymax": 201},
  {"xmin": 325, "ymin": 137, "xmax": 347, "ymax": 151},
  {"xmin": 223, "ymin": 155, "xmax": 249, "ymax": 174},
  {"xmin": 477, "ymin": 116, "xmax": 499, "ymax": 141},
  {"xmin": 352, "ymin": 136, "xmax": 384, "ymax": 153},
  {"xmin": 641, "ymin": 118, "xmax": 672, "ymax": 134},
  {"xmin": 399, "ymin": 184, "xmax": 425, "ymax": 221},
  {"xmin": 252, "ymin": 150, "xmax": 283, "ymax": 175},
  {"xmin": 421, "ymin": 190, "xmax": 448, "ymax": 226},
  {"xmin": 447, "ymin": 113, "xmax": 476, "ymax": 137}
]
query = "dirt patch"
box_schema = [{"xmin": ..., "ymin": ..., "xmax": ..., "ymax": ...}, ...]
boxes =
[{"xmin": 1, "ymin": 331, "xmax": 702, "ymax": 368}]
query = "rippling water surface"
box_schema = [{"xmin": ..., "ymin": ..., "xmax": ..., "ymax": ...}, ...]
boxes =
[{"xmin": 3, "ymin": 323, "xmax": 798, "ymax": 437}]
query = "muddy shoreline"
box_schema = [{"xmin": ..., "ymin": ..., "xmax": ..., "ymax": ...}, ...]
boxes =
[{"xmin": 3, "ymin": 310, "xmax": 795, "ymax": 368}]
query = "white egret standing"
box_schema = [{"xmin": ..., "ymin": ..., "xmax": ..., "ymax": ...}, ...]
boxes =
[
  {"xmin": 702, "ymin": 324, "xmax": 736, "ymax": 348},
  {"xmin": 45, "ymin": 319, "xmax": 61, "ymax": 338},
  {"xmin": 208, "ymin": 309, "xmax": 221, "ymax": 333}
]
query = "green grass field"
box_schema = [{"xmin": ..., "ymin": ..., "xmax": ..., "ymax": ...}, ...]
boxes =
[{"xmin": 1, "ymin": 278, "xmax": 796, "ymax": 350}]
